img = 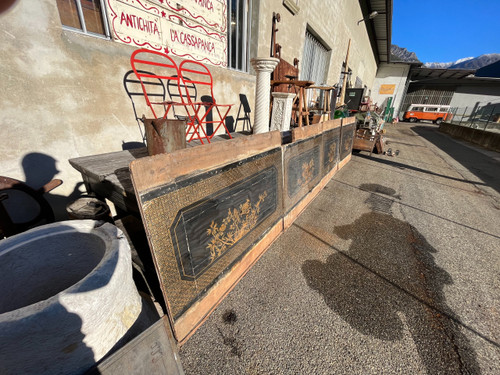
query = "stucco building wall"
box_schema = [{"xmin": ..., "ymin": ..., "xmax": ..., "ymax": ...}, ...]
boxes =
[
  {"xmin": 254, "ymin": 0, "xmax": 378, "ymax": 89},
  {"xmin": 371, "ymin": 63, "xmax": 410, "ymax": 117},
  {"xmin": 449, "ymin": 85, "xmax": 500, "ymax": 109}
]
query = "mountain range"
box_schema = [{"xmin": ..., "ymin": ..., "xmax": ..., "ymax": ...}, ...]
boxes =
[
  {"xmin": 390, "ymin": 45, "xmax": 500, "ymax": 70},
  {"xmin": 425, "ymin": 54, "xmax": 500, "ymax": 69}
]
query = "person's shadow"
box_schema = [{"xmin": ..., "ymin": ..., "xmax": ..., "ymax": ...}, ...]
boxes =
[
  {"xmin": 1, "ymin": 153, "xmax": 84, "ymax": 231},
  {"xmin": 302, "ymin": 188, "xmax": 481, "ymax": 374}
]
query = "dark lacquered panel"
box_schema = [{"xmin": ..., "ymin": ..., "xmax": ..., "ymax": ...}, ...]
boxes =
[
  {"xmin": 322, "ymin": 127, "xmax": 340, "ymax": 176},
  {"xmin": 171, "ymin": 167, "xmax": 277, "ymax": 281},
  {"xmin": 138, "ymin": 148, "xmax": 283, "ymax": 320},
  {"xmin": 340, "ymin": 122, "xmax": 356, "ymax": 161},
  {"xmin": 287, "ymin": 145, "xmax": 321, "ymax": 198},
  {"xmin": 283, "ymin": 135, "xmax": 323, "ymax": 214}
]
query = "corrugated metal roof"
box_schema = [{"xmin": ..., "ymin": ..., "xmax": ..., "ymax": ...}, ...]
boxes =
[
  {"xmin": 409, "ymin": 67, "xmax": 476, "ymax": 81},
  {"xmin": 359, "ymin": 0, "xmax": 392, "ymax": 64}
]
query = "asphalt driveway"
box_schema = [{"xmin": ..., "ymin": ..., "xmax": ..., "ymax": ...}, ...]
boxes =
[{"xmin": 179, "ymin": 123, "xmax": 500, "ymax": 374}]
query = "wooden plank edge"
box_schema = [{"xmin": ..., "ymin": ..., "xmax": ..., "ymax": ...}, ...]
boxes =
[
  {"xmin": 291, "ymin": 123, "xmax": 324, "ymax": 142},
  {"xmin": 283, "ymin": 165, "xmax": 338, "ymax": 230},
  {"xmin": 321, "ymin": 118, "xmax": 342, "ymax": 132},
  {"xmin": 338, "ymin": 153, "xmax": 352, "ymax": 170},
  {"xmin": 129, "ymin": 174, "xmax": 179, "ymax": 342},
  {"xmin": 342, "ymin": 116, "xmax": 356, "ymax": 126},
  {"xmin": 130, "ymin": 131, "xmax": 282, "ymax": 192},
  {"xmin": 175, "ymin": 219, "xmax": 284, "ymax": 345}
]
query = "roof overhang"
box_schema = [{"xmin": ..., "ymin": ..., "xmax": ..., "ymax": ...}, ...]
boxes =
[
  {"xmin": 409, "ymin": 67, "xmax": 476, "ymax": 81},
  {"xmin": 359, "ymin": 0, "xmax": 393, "ymax": 64}
]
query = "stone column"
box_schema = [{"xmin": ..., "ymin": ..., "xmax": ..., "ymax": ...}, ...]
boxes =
[
  {"xmin": 270, "ymin": 92, "xmax": 296, "ymax": 132},
  {"xmin": 251, "ymin": 57, "xmax": 279, "ymax": 134}
]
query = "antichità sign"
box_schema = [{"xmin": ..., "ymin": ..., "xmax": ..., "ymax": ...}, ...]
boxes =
[{"xmin": 106, "ymin": 0, "xmax": 227, "ymax": 66}]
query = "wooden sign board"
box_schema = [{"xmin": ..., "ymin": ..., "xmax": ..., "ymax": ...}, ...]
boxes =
[
  {"xmin": 106, "ymin": 0, "xmax": 227, "ymax": 66},
  {"xmin": 130, "ymin": 132, "xmax": 283, "ymax": 344}
]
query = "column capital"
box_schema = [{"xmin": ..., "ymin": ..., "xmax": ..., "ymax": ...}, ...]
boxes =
[{"xmin": 251, "ymin": 57, "xmax": 279, "ymax": 72}]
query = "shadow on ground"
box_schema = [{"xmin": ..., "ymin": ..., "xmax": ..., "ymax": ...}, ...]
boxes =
[
  {"xmin": 301, "ymin": 186, "xmax": 481, "ymax": 374},
  {"xmin": 411, "ymin": 125, "xmax": 500, "ymax": 194}
]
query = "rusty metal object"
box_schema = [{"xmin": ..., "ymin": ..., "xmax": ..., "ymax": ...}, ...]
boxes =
[{"xmin": 144, "ymin": 118, "xmax": 187, "ymax": 156}]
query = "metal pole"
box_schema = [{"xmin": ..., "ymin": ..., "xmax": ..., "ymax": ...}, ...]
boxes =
[
  {"xmin": 459, "ymin": 107, "xmax": 466, "ymax": 126},
  {"xmin": 485, "ymin": 106, "xmax": 496, "ymax": 131}
]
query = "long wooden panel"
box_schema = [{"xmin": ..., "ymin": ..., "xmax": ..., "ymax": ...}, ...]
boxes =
[
  {"xmin": 340, "ymin": 119, "xmax": 356, "ymax": 162},
  {"xmin": 283, "ymin": 135, "xmax": 323, "ymax": 215},
  {"xmin": 130, "ymin": 137, "xmax": 283, "ymax": 344}
]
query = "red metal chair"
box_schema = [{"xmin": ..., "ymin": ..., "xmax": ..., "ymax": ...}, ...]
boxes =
[
  {"xmin": 130, "ymin": 49, "xmax": 210, "ymax": 143},
  {"xmin": 130, "ymin": 49, "xmax": 186, "ymax": 122},
  {"xmin": 178, "ymin": 60, "xmax": 233, "ymax": 143}
]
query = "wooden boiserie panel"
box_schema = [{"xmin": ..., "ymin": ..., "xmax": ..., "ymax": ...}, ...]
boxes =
[
  {"xmin": 339, "ymin": 117, "xmax": 356, "ymax": 165},
  {"xmin": 130, "ymin": 132, "xmax": 283, "ymax": 344},
  {"xmin": 291, "ymin": 122, "xmax": 323, "ymax": 142},
  {"xmin": 321, "ymin": 119, "xmax": 342, "ymax": 178},
  {"xmin": 283, "ymin": 133, "xmax": 323, "ymax": 217}
]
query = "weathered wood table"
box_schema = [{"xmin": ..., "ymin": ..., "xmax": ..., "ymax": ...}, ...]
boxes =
[{"xmin": 69, "ymin": 147, "xmax": 148, "ymax": 217}]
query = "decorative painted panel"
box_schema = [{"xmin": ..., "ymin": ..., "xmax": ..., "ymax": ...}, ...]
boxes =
[
  {"xmin": 138, "ymin": 149, "xmax": 283, "ymax": 320},
  {"xmin": 170, "ymin": 167, "xmax": 277, "ymax": 281},
  {"xmin": 283, "ymin": 135, "xmax": 323, "ymax": 214},
  {"xmin": 321, "ymin": 127, "xmax": 340, "ymax": 177},
  {"xmin": 106, "ymin": 0, "xmax": 227, "ymax": 66},
  {"xmin": 340, "ymin": 122, "xmax": 355, "ymax": 161}
]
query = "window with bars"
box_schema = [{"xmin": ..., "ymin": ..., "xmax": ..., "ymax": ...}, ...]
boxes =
[
  {"xmin": 401, "ymin": 87, "xmax": 454, "ymax": 112},
  {"xmin": 300, "ymin": 29, "xmax": 330, "ymax": 108},
  {"xmin": 228, "ymin": 0, "xmax": 251, "ymax": 72},
  {"xmin": 300, "ymin": 30, "xmax": 330, "ymax": 84},
  {"xmin": 56, "ymin": 0, "xmax": 110, "ymax": 38}
]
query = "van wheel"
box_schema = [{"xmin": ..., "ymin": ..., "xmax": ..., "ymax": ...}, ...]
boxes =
[
  {"xmin": 435, "ymin": 118, "xmax": 443, "ymax": 125},
  {"xmin": 409, "ymin": 117, "xmax": 417, "ymax": 123}
]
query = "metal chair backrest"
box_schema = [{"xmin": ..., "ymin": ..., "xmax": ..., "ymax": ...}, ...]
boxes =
[
  {"xmin": 166, "ymin": 75, "xmax": 197, "ymax": 120},
  {"xmin": 123, "ymin": 69, "xmax": 166, "ymax": 140},
  {"xmin": 178, "ymin": 60, "xmax": 215, "ymax": 106},
  {"xmin": 130, "ymin": 49, "xmax": 181, "ymax": 119}
]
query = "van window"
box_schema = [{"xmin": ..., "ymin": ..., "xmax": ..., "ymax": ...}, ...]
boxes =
[
  {"xmin": 426, "ymin": 107, "xmax": 438, "ymax": 112},
  {"xmin": 412, "ymin": 107, "xmax": 423, "ymax": 111}
]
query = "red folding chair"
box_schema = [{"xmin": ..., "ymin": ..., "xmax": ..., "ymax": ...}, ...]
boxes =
[
  {"xmin": 178, "ymin": 60, "xmax": 233, "ymax": 143},
  {"xmin": 130, "ymin": 49, "xmax": 186, "ymax": 121}
]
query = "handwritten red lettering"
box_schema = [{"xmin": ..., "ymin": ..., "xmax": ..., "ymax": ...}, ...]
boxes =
[
  {"xmin": 194, "ymin": 0, "xmax": 214, "ymax": 12},
  {"xmin": 170, "ymin": 29, "xmax": 215, "ymax": 54},
  {"xmin": 120, "ymin": 12, "xmax": 159, "ymax": 36}
]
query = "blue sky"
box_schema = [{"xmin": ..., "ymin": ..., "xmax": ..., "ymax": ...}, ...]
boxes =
[{"xmin": 392, "ymin": 0, "xmax": 500, "ymax": 63}]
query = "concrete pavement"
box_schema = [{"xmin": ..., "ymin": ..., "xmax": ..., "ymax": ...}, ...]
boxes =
[{"xmin": 179, "ymin": 122, "xmax": 500, "ymax": 374}]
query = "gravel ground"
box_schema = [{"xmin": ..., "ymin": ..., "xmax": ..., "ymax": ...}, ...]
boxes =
[{"xmin": 179, "ymin": 123, "xmax": 500, "ymax": 374}]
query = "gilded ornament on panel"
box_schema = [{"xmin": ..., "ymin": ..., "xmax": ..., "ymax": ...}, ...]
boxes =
[{"xmin": 206, "ymin": 191, "xmax": 268, "ymax": 262}]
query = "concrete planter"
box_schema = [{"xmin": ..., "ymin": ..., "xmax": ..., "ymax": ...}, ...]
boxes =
[{"xmin": 0, "ymin": 221, "xmax": 144, "ymax": 375}]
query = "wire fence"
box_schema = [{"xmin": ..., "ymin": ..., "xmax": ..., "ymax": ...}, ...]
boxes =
[{"xmin": 449, "ymin": 103, "xmax": 500, "ymax": 134}]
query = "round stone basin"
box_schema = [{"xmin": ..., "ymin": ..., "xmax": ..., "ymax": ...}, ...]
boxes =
[
  {"xmin": 0, "ymin": 220, "xmax": 143, "ymax": 375},
  {"xmin": 0, "ymin": 230, "xmax": 105, "ymax": 314}
]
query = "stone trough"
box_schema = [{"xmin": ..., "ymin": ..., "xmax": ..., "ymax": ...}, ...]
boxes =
[{"xmin": 0, "ymin": 220, "xmax": 145, "ymax": 375}]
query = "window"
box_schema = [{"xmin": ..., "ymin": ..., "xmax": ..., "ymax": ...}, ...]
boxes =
[
  {"xmin": 228, "ymin": 0, "xmax": 252, "ymax": 71},
  {"xmin": 56, "ymin": 0, "xmax": 110, "ymax": 38},
  {"xmin": 300, "ymin": 30, "xmax": 330, "ymax": 84},
  {"xmin": 300, "ymin": 29, "xmax": 330, "ymax": 108}
]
